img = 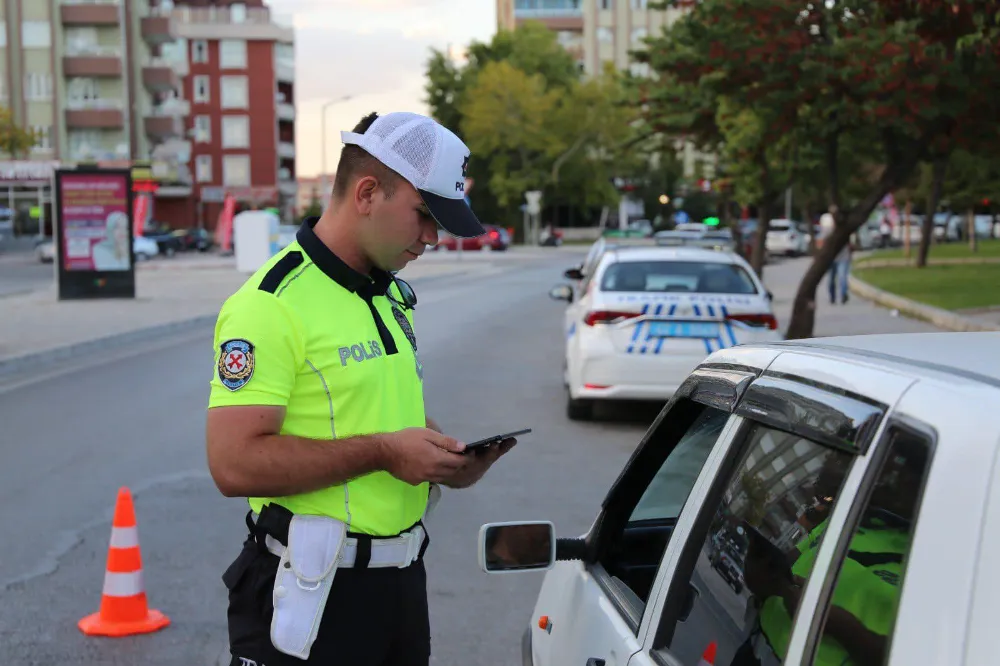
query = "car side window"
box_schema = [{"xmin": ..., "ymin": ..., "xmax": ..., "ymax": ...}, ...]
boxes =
[
  {"xmin": 809, "ymin": 424, "xmax": 931, "ymax": 666},
  {"xmin": 653, "ymin": 421, "xmax": 857, "ymax": 666},
  {"xmin": 597, "ymin": 402, "xmax": 730, "ymax": 613}
]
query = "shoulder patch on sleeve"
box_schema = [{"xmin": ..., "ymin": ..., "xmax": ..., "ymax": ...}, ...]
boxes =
[{"xmin": 218, "ymin": 338, "xmax": 255, "ymax": 391}]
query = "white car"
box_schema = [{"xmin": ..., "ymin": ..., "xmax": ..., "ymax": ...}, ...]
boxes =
[
  {"xmin": 478, "ymin": 331, "xmax": 1000, "ymax": 666},
  {"xmin": 550, "ymin": 245, "xmax": 782, "ymax": 420},
  {"xmin": 36, "ymin": 236, "xmax": 160, "ymax": 262},
  {"xmin": 764, "ymin": 219, "xmax": 808, "ymax": 256}
]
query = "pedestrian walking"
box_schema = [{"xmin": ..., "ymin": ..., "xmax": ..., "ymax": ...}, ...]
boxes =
[
  {"xmin": 205, "ymin": 111, "xmax": 517, "ymax": 666},
  {"xmin": 819, "ymin": 206, "xmax": 852, "ymax": 305}
]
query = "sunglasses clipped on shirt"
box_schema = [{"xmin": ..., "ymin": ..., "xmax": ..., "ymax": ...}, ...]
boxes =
[{"xmin": 388, "ymin": 275, "xmax": 417, "ymax": 311}]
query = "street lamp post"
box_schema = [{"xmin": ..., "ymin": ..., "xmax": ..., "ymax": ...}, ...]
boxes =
[{"xmin": 319, "ymin": 95, "xmax": 353, "ymax": 210}]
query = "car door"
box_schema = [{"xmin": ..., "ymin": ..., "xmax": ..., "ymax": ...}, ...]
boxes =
[
  {"xmin": 626, "ymin": 373, "xmax": 892, "ymax": 666},
  {"xmin": 528, "ymin": 367, "xmax": 760, "ymax": 666}
]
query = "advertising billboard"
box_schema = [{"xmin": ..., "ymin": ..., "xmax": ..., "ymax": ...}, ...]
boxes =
[{"xmin": 55, "ymin": 167, "xmax": 135, "ymax": 299}]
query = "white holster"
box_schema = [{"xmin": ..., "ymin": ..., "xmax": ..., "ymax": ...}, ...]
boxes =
[
  {"xmin": 265, "ymin": 484, "xmax": 441, "ymax": 660},
  {"xmin": 270, "ymin": 514, "xmax": 347, "ymax": 660}
]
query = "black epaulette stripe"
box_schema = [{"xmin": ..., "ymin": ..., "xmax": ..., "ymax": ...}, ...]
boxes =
[{"xmin": 258, "ymin": 251, "xmax": 304, "ymax": 293}]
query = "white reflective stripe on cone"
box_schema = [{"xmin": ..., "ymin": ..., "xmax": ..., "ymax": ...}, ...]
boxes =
[
  {"xmin": 103, "ymin": 570, "xmax": 145, "ymax": 597},
  {"xmin": 109, "ymin": 526, "xmax": 139, "ymax": 549}
]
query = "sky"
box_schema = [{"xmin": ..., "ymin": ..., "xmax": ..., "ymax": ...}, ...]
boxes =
[{"xmin": 268, "ymin": 0, "xmax": 498, "ymax": 178}]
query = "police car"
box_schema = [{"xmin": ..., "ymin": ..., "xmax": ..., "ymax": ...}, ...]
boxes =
[
  {"xmin": 478, "ymin": 331, "xmax": 1000, "ymax": 666},
  {"xmin": 550, "ymin": 241, "xmax": 782, "ymax": 420}
]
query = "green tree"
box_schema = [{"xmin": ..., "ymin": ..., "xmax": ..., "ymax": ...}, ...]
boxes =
[
  {"xmin": 0, "ymin": 106, "xmax": 39, "ymax": 158},
  {"xmin": 643, "ymin": 0, "xmax": 1000, "ymax": 338}
]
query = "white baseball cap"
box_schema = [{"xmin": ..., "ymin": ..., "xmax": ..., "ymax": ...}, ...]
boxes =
[{"xmin": 341, "ymin": 112, "xmax": 485, "ymax": 238}]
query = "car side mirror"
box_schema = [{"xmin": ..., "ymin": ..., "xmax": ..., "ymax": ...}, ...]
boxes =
[
  {"xmin": 766, "ymin": 290, "xmax": 774, "ymax": 301},
  {"xmin": 549, "ymin": 284, "xmax": 573, "ymax": 302},
  {"xmin": 563, "ymin": 267, "xmax": 584, "ymax": 280},
  {"xmin": 478, "ymin": 521, "xmax": 556, "ymax": 574}
]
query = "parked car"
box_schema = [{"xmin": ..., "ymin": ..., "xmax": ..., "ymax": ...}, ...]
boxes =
[
  {"xmin": 36, "ymin": 236, "xmax": 159, "ymax": 262},
  {"xmin": 141, "ymin": 223, "xmax": 183, "ymax": 257},
  {"xmin": 765, "ymin": 219, "xmax": 808, "ymax": 256},
  {"xmin": 434, "ymin": 224, "xmax": 510, "ymax": 251},
  {"xmin": 172, "ymin": 227, "xmax": 214, "ymax": 252},
  {"xmin": 478, "ymin": 331, "xmax": 1000, "ymax": 666}
]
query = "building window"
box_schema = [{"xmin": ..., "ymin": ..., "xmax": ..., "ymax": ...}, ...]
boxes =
[
  {"xmin": 31, "ymin": 126, "xmax": 52, "ymax": 153},
  {"xmin": 193, "ymin": 75, "xmax": 211, "ymax": 103},
  {"xmin": 220, "ymin": 76, "xmax": 249, "ymax": 109},
  {"xmin": 67, "ymin": 77, "xmax": 99, "ymax": 104},
  {"xmin": 219, "ymin": 40, "xmax": 247, "ymax": 69},
  {"xmin": 194, "ymin": 115, "xmax": 211, "ymax": 143},
  {"xmin": 65, "ymin": 27, "xmax": 98, "ymax": 55},
  {"xmin": 68, "ymin": 130, "xmax": 102, "ymax": 161},
  {"xmin": 597, "ymin": 27, "xmax": 613, "ymax": 42},
  {"xmin": 230, "ymin": 3, "xmax": 247, "ymax": 23},
  {"xmin": 223, "ymin": 155, "xmax": 250, "ymax": 187},
  {"xmin": 21, "ymin": 21, "xmax": 51, "ymax": 49},
  {"xmin": 221, "ymin": 115, "xmax": 250, "ymax": 148},
  {"xmin": 632, "ymin": 0, "xmax": 647, "ymax": 8},
  {"xmin": 23, "ymin": 72, "xmax": 52, "ymax": 101},
  {"xmin": 600, "ymin": 0, "xmax": 612, "ymax": 9},
  {"xmin": 192, "ymin": 40, "xmax": 209, "ymax": 64},
  {"xmin": 195, "ymin": 155, "xmax": 213, "ymax": 183},
  {"xmin": 632, "ymin": 27, "xmax": 648, "ymax": 43},
  {"xmin": 0, "ymin": 22, "xmax": 6, "ymax": 48}
]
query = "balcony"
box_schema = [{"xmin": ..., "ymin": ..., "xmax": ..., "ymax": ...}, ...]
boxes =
[
  {"xmin": 61, "ymin": 0, "xmax": 120, "ymax": 26},
  {"xmin": 142, "ymin": 59, "xmax": 181, "ymax": 93},
  {"xmin": 144, "ymin": 115, "xmax": 183, "ymax": 141},
  {"xmin": 141, "ymin": 15, "xmax": 177, "ymax": 45},
  {"xmin": 63, "ymin": 46, "xmax": 122, "ymax": 77},
  {"xmin": 65, "ymin": 100, "xmax": 124, "ymax": 129},
  {"xmin": 165, "ymin": 5, "xmax": 294, "ymax": 42},
  {"xmin": 275, "ymin": 59, "xmax": 294, "ymax": 84},
  {"xmin": 514, "ymin": 0, "xmax": 583, "ymax": 28},
  {"xmin": 278, "ymin": 141, "xmax": 295, "ymax": 159},
  {"xmin": 277, "ymin": 102, "xmax": 294, "ymax": 122}
]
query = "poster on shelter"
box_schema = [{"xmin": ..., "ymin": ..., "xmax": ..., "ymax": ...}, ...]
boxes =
[{"xmin": 59, "ymin": 172, "xmax": 131, "ymax": 272}]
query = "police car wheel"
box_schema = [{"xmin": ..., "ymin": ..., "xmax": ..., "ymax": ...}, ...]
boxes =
[{"xmin": 566, "ymin": 395, "xmax": 593, "ymax": 421}]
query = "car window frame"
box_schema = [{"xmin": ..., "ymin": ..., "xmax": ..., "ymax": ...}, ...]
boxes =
[
  {"xmin": 644, "ymin": 371, "xmax": 890, "ymax": 663},
  {"xmin": 799, "ymin": 414, "xmax": 936, "ymax": 666},
  {"xmin": 582, "ymin": 365, "xmax": 762, "ymax": 635}
]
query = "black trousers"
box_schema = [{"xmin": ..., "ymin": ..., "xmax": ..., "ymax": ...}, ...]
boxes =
[{"xmin": 223, "ymin": 518, "xmax": 431, "ymax": 666}]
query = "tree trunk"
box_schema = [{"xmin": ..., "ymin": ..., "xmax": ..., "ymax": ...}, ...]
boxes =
[
  {"xmin": 751, "ymin": 201, "xmax": 771, "ymax": 277},
  {"xmin": 969, "ymin": 209, "xmax": 978, "ymax": 252},
  {"xmin": 916, "ymin": 156, "xmax": 947, "ymax": 268},
  {"xmin": 785, "ymin": 175, "xmax": 904, "ymax": 339}
]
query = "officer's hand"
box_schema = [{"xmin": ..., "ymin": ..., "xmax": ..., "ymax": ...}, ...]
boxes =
[
  {"xmin": 443, "ymin": 437, "xmax": 517, "ymax": 489},
  {"xmin": 381, "ymin": 427, "xmax": 469, "ymax": 485}
]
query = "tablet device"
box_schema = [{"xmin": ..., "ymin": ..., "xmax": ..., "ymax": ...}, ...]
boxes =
[{"xmin": 463, "ymin": 428, "xmax": 531, "ymax": 454}]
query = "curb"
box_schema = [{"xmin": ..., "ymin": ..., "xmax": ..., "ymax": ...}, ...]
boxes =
[
  {"xmin": 848, "ymin": 274, "xmax": 1000, "ymax": 332},
  {"xmin": 0, "ymin": 314, "xmax": 218, "ymax": 379},
  {"xmin": 855, "ymin": 257, "xmax": 1000, "ymax": 269}
]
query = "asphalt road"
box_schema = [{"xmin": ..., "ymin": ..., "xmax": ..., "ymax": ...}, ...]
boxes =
[{"xmin": 0, "ymin": 250, "xmax": 938, "ymax": 666}]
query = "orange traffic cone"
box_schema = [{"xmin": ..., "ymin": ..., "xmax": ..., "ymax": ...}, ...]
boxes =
[
  {"xmin": 78, "ymin": 487, "xmax": 170, "ymax": 637},
  {"xmin": 697, "ymin": 641, "xmax": 717, "ymax": 666}
]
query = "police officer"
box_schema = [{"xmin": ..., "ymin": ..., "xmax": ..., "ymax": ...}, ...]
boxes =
[{"xmin": 206, "ymin": 111, "xmax": 516, "ymax": 666}]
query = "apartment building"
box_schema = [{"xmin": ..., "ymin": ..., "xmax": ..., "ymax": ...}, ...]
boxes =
[
  {"xmin": 156, "ymin": 0, "xmax": 295, "ymax": 230},
  {"xmin": 0, "ymin": 0, "xmax": 184, "ymax": 236},
  {"xmin": 498, "ymin": 0, "xmax": 713, "ymax": 189},
  {"xmin": 497, "ymin": 0, "xmax": 685, "ymax": 76}
]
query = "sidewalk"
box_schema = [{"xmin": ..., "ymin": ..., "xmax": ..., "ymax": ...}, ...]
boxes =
[{"xmin": 0, "ymin": 256, "xmax": 504, "ymax": 374}]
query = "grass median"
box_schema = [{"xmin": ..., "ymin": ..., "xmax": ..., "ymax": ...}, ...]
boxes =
[{"xmin": 854, "ymin": 261, "xmax": 1000, "ymax": 312}]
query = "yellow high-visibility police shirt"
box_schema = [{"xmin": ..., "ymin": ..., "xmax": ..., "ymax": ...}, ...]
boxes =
[{"xmin": 207, "ymin": 217, "xmax": 427, "ymax": 536}]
